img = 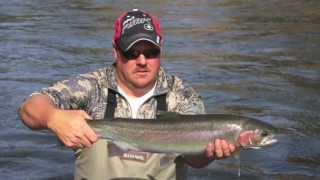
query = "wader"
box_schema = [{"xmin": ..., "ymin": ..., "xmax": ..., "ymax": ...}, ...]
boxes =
[{"xmin": 74, "ymin": 89, "xmax": 188, "ymax": 180}]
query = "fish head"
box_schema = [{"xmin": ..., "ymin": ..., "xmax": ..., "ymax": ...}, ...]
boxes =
[{"xmin": 239, "ymin": 120, "xmax": 278, "ymax": 149}]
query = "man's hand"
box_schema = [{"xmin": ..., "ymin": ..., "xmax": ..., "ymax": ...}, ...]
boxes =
[
  {"xmin": 47, "ymin": 109, "xmax": 98, "ymax": 149},
  {"xmin": 206, "ymin": 138, "xmax": 236, "ymax": 159},
  {"xmin": 19, "ymin": 94, "xmax": 98, "ymax": 149},
  {"xmin": 185, "ymin": 138, "xmax": 236, "ymax": 168}
]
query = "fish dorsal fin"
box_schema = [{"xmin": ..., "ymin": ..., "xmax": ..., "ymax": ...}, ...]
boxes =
[{"xmin": 156, "ymin": 111, "xmax": 181, "ymax": 120}]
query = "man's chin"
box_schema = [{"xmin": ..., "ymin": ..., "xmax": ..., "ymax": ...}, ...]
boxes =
[{"xmin": 132, "ymin": 80, "xmax": 155, "ymax": 89}]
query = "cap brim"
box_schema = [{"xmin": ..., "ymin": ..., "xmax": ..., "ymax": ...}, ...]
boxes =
[{"xmin": 120, "ymin": 33, "xmax": 160, "ymax": 52}]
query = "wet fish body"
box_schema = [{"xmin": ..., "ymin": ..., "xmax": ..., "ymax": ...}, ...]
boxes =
[{"xmin": 89, "ymin": 114, "xmax": 277, "ymax": 155}]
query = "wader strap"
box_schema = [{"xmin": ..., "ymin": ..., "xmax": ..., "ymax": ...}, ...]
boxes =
[
  {"xmin": 104, "ymin": 89, "xmax": 167, "ymax": 118},
  {"xmin": 104, "ymin": 89, "xmax": 117, "ymax": 118},
  {"xmin": 155, "ymin": 94, "xmax": 167, "ymax": 112}
]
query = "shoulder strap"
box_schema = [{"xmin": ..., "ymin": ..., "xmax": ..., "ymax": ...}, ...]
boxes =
[
  {"xmin": 155, "ymin": 94, "xmax": 167, "ymax": 112},
  {"xmin": 104, "ymin": 89, "xmax": 117, "ymax": 118},
  {"xmin": 104, "ymin": 89, "xmax": 167, "ymax": 118}
]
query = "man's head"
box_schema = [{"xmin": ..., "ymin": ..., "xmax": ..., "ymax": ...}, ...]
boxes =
[
  {"xmin": 113, "ymin": 9, "xmax": 162, "ymax": 52},
  {"xmin": 112, "ymin": 9, "xmax": 163, "ymax": 96}
]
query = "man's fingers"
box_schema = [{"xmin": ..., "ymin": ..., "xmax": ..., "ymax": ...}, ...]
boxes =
[
  {"xmin": 76, "ymin": 121, "xmax": 98, "ymax": 148},
  {"xmin": 79, "ymin": 111, "xmax": 97, "ymax": 144},
  {"xmin": 206, "ymin": 143, "xmax": 214, "ymax": 158},
  {"xmin": 78, "ymin": 134, "xmax": 92, "ymax": 148},
  {"xmin": 214, "ymin": 139, "xmax": 236, "ymax": 159},
  {"xmin": 221, "ymin": 140, "xmax": 231, "ymax": 156},
  {"xmin": 69, "ymin": 131, "xmax": 94, "ymax": 149},
  {"xmin": 84, "ymin": 125, "xmax": 98, "ymax": 144},
  {"xmin": 50, "ymin": 109, "xmax": 96, "ymax": 149},
  {"xmin": 64, "ymin": 136, "xmax": 82, "ymax": 149},
  {"xmin": 214, "ymin": 139, "xmax": 223, "ymax": 158},
  {"xmin": 68, "ymin": 122, "xmax": 97, "ymax": 148},
  {"xmin": 229, "ymin": 143, "xmax": 236, "ymax": 153}
]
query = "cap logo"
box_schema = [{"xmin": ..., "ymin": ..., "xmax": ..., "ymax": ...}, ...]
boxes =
[
  {"xmin": 122, "ymin": 17, "xmax": 152, "ymax": 34},
  {"xmin": 144, "ymin": 23, "xmax": 153, "ymax": 31}
]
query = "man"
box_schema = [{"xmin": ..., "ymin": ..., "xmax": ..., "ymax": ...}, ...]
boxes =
[{"xmin": 19, "ymin": 9, "xmax": 235, "ymax": 180}]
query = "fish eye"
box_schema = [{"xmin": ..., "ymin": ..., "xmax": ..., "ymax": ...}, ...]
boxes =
[{"xmin": 261, "ymin": 131, "xmax": 269, "ymax": 137}]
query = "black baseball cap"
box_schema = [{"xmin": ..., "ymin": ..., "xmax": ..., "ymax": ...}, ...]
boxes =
[{"xmin": 113, "ymin": 9, "xmax": 163, "ymax": 52}]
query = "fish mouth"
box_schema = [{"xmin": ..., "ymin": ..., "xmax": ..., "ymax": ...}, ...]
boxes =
[
  {"xmin": 245, "ymin": 135, "xmax": 277, "ymax": 149},
  {"xmin": 261, "ymin": 136, "xmax": 277, "ymax": 146}
]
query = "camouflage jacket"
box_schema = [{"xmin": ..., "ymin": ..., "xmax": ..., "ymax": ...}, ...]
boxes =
[
  {"xmin": 40, "ymin": 64, "xmax": 205, "ymax": 119},
  {"xmin": 36, "ymin": 64, "xmax": 206, "ymax": 180}
]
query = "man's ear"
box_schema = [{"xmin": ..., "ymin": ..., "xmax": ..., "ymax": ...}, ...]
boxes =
[
  {"xmin": 113, "ymin": 47, "xmax": 118, "ymax": 60},
  {"xmin": 112, "ymin": 42, "xmax": 120, "ymax": 61}
]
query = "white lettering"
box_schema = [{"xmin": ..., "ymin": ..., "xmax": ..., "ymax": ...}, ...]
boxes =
[
  {"xmin": 122, "ymin": 17, "xmax": 152, "ymax": 34},
  {"xmin": 122, "ymin": 152, "xmax": 147, "ymax": 161}
]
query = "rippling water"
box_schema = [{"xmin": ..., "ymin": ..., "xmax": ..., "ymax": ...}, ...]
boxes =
[{"xmin": 1, "ymin": 0, "xmax": 319, "ymax": 179}]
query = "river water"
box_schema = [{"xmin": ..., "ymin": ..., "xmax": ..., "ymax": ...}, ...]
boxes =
[{"xmin": 1, "ymin": 0, "xmax": 319, "ymax": 179}]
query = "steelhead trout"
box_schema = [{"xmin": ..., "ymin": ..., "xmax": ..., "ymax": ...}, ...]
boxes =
[{"xmin": 88, "ymin": 113, "xmax": 277, "ymax": 155}]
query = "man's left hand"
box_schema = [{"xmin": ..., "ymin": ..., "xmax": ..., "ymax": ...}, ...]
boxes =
[
  {"xmin": 206, "ymin": 138, "xmax": 236, "ymax": 159},
  {"xmin": 185, "ymin": 138, "xmax": 236, "ymax": 168}
]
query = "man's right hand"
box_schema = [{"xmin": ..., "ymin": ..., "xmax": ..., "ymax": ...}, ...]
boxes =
[
  {"xmin": 19, "ymin": 94, "xmax": 98, "ymax": 149},
  {"xmin": 47, "ymin": 109, "xmax": 98, "ymax": 149}
]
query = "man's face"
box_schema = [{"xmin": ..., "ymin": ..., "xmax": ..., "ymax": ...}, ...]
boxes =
[{"xmin": 115, "ymin": 41, "xmax": 161, "ymax": 91}]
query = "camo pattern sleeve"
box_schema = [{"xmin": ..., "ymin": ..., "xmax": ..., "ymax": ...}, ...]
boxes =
[
  {"xmin": 167, "ymin": 75, "xmax": 206, "ymax": 114},
  {"xmin": 38, "ymin": 69, "xmax": 106, "ymax": 111}
]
